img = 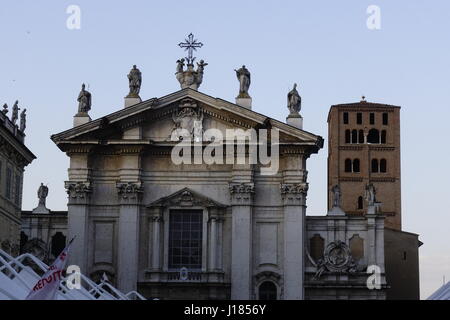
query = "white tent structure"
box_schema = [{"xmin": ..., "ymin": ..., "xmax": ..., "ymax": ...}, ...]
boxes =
[
  {"xmin": 0, "ymin": 249, "xmax": 146, "ymax": 300},
  {"xmin": 428, "ymin": 282, "xmax": 450, "ymax": 300}
]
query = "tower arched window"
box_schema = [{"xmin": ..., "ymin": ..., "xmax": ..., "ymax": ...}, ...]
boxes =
[
  {"xmin": 345, "ymin": 130, "xmax": 351, "ymax": 143},
  {"xmin": 353, "ymin": 159, "xmax": 360, "ymax": 173},
  {"xmin": 380, "ymin": 159, "xmax": 387, "ymax": 173},
  {"xmin": 381, "ymin": 130, "xmax": 387, "ymax": 144},
  {"xmin": 358, "ymin": 196, "xmax": 363, "ymax": 210},
  {"xmin": 259, "ymin": 281, "xmax": 277, "ymax": 300},
  {"xmin": 345, "ymin": 159, "xmax": 352, "ymax": 172},
  {"xmin": 351, "ymin": 130, "xmax": 358, "ymax": 144},
  {"xmin": 371, "ymin": 159, "xmax": 379, "ymax": 173},
  {"xmin": 367, "ymin": 129, "xmax": 380, "ymax": 144},
  {"xmin": 358, "ymin": 130, "xmax": 364, "ymax": 144}
]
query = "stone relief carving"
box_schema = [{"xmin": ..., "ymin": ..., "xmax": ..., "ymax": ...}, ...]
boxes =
[
  {"xmin": 116, "ymin": 182, "xmax": 143, "ymax": 199},
  {"xmin": 148, "ymin": 188, "xmax": 226, "ymax": 209},
  {"xmin": 312, "ymin": 240, "xmax": 358, "ymax": 280},
  {"xmin": 64, "ymin": 181, "xmax": 92, "ymax": 199},
  {"xmin": 170, "ymin": 98, "xmax": 204, "ymax": 142}
]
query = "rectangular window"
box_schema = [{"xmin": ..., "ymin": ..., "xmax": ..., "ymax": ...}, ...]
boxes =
[
  {"xmin": 343, "ymin": 112, "xmax": 349, "ymax": 124},
  {"xmin": 168, "ymin": 209, "xmax": 203, "ymax": 270},
  {"xmin": 356, "ymin": 113, "xmax": 362, "ymax": 125},
  {"xmin": 383, "ymin": 113, "xmax": 388, "ymax": 125},
  {"xmin": 370, "ymin": 113, "xmax": 375, "ymax": 125},
  {"xmin": 14, "ymin": 174, "xmax": 21, "ymax": 205},
  {"xmin": 5, "ymin": 168, "xmax": 12, "ymax": 199}
]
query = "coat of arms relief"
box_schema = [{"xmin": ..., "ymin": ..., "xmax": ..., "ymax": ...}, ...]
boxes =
[{"xmin": 170, "ymin": 98, "xmax": 204, "ymax": 142}]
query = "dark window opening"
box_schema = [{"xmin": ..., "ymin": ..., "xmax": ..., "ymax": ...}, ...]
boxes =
[
  {"xmin": 345, "ymin": 130, "xmax": 351, "ymax": 143},
  {"xmin": 351, "ymin": 130, "xmax": 358, "ymax": 144},
  {"xmin": 168, "ymin": 209, "xmax": 203, "ymax": 269},
  {"xmin": 51, "ymin": 232, "xmax": 66, "ymax": 257},
  {"xmin": 5, "ymin": 168, "xmax": 12, "ymax": 199},
  {"xmin": 20, "ymin": 232, "xmax": 28, "ymax": 254},
  {"xmin": 383, "ymin": 113, "xmax": 388, "ymax": 125},
  {"xmin": 343, "ymin": 112, "xmax": 349, "ymax": 124},
  {"xmin": 380, "ymin": 159, "xmax": 387, "ymax": 173},
  {"xmin": 353, "ymin": 159, "xmax": 360, "ymax": 173},
  {"xmin": 367, "ymin": 129, "xmax": 380, "ymax": 144},
  {"xmin": 403, "ymin": 251, "xmax": 407, "ymax": 261},
  {"xmin": 381, "ymin": 130, "xmax": 387, "ymax": 144},
  {"xmin": 370, "ymin": 113, "xmax": 375, "ymax": 125},
  {"xmin": 358, "ymin": 130, "xmax": 364, "ymax": 144},
  {"xmin": 259, "ymin": 281, "xmax": 277, "ymax": 300},
  {"xmin": 356, "ymin": 113, "xmax": 362, "ymax": 125},
  {"xmin": 345, "ymin": 159, "xmax": 352, "ymax": 172},
  {"xmin": 371, "ymin": 159, "xmax": 379, "ymax": 173},
  {"xmin": 14, "ymin": 174, "xmax": 21, "ymax": 205},
  {"xmin": 358, "ymin": 196, "xmax": 363, "ymax": 210}
]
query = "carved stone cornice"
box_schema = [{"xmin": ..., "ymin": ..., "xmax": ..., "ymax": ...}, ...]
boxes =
[
  {"xmin": 116, "ymin": 181, "xmax": 143, "ymax": 201},
  {"xmin": 0, "ymin": 135, "xmax": 33, "ymax": 168},
  {"xmin": 229, "ymin": 183, "xmax": 254, "ymax": 205},
  {"xmin": 65, "ymin": 145, "xmax": 95, "ymax": 156},
  {"xmin": 64, "ymin": 181, "xmax": 92, "ymax": 202},
  {"xmin": 280, "ymin": 183, "xmax": 308, "ymax": 205}
]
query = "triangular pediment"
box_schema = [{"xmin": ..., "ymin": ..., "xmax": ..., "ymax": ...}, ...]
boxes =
[
  {"xmin": 147, "ymin": 187, "xmax": 227, "ymax": 208},
  {"xmin": 51, "ymin": 88, "xmax": 323, "ymax": 151}
]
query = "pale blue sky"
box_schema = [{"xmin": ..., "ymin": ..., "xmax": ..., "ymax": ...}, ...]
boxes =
[{"xmin": 1, "ymin": 1, "xmax": 449, "ymax": 299}]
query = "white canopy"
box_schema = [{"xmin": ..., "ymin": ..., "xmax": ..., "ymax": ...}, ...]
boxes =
[{"xmin": 0, "ymin": 249, "xmax": 145, "ymax": 300}]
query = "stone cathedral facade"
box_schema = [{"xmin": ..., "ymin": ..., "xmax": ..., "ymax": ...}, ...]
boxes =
[{"xmin": 48, "ymin": 44, "xmax": 394, "ymax": 299}]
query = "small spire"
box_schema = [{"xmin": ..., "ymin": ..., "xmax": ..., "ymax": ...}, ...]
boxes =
[{"xmin": 361, "ymin": 95, "xmax": 367, "ymax": 103}]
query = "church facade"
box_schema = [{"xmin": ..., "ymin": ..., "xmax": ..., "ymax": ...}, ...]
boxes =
[{"xmin": 50, "ymin": 60, "xmax": 391, "ymax": 299}]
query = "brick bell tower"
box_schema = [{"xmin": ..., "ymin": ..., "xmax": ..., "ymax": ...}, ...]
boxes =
[{"xmin": 327, "ymin": 97, "xmax": 402, "ymax": 230}]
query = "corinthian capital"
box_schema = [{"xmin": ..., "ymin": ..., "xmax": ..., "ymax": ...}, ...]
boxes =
[
  {"xmin": 229, "ymin": 183, "xmax": 254, "ymax": 205},
  {"xmin": 280, "ymin": 183, "xmax": 308, "ymax": 205},
  {"xmin": 64, "ymin": 181, "xmax": 92, "ymax": 199},
  {"xmin": 116, "ymin": 181, "xmax": 143, "ymax": 200}
]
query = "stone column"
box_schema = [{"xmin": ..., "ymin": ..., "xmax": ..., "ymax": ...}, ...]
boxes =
[
  {"xmin": 208, "ymin": 208, "xmax": 219, "ymax": 271},
  {"xmin": 230, "ymin": 182, "xmax": 254, "ymax": 300},
  {"xmin": 280, "ymin": 183, "xmax": 308, "ymax": 300},
  {"xmin": 116, "ymin": 181, "xmax": 143, "ymax": 292},
  {"xmin": 151, "ymin": 208, "xmax": 163, "ymax": 271},
  {"xmin": 65, "ymin": 181, "xmax": 92, "ymax": 273}
]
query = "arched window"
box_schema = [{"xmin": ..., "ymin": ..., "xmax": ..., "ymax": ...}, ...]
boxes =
[
  {"xmin": 345, "ymin": 130, "xmax": 351, "ymax": 143},
  {"xmin": 358, "ymin": 130, "xmax": 364, "ymax": 144},
  {"xmin": 358, "ymin": 196, "xmax": 363, "ymax": 210},
  {"xmin": 353, "ymin": 159, "xmax": 360, "ymax": 173},
  {"xmin": 51, "ymin": 232, "xmax": 66, "ymax": 258},
  {"xmin": 381, "ymin": 130, "xmax": 387, "ymax": 144},
  {"xmin": 259, "ymin": 281, "xmax": 277, "ymax": 300},
  {"xmin": 371, "ymin": 159, "xmax": 379, "ymax": 173},
  {"xmin": 310, "ymin": 234, "xmax": 324, "ymax": 261},
  {"xmin": 345, "ymin": 159, "xmax": 352, "ymax": 172},
  {"xmin": 351, "ymin": 130, "xmax": 358, "ymax": 144},
  {"xmin": 367, "ymin": 129, "xmax": 380, "ymax": 144},
  {"xmin": 380, "ymin": 159, "xmax": 387, "ymax": 173}
]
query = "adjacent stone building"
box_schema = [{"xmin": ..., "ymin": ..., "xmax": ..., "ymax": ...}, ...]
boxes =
[
  {"xmin": 327, "ymin": 98, "xmax": 421, "ymax": 299},
  {"xmin": 0, "ymin": 103, "xmax": 35, "ymax": 255}
]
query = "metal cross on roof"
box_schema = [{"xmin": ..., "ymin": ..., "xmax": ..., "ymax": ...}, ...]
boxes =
[{"xmin": 178, "ymin": 33, "xmax": 203, "ymax": 65}]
